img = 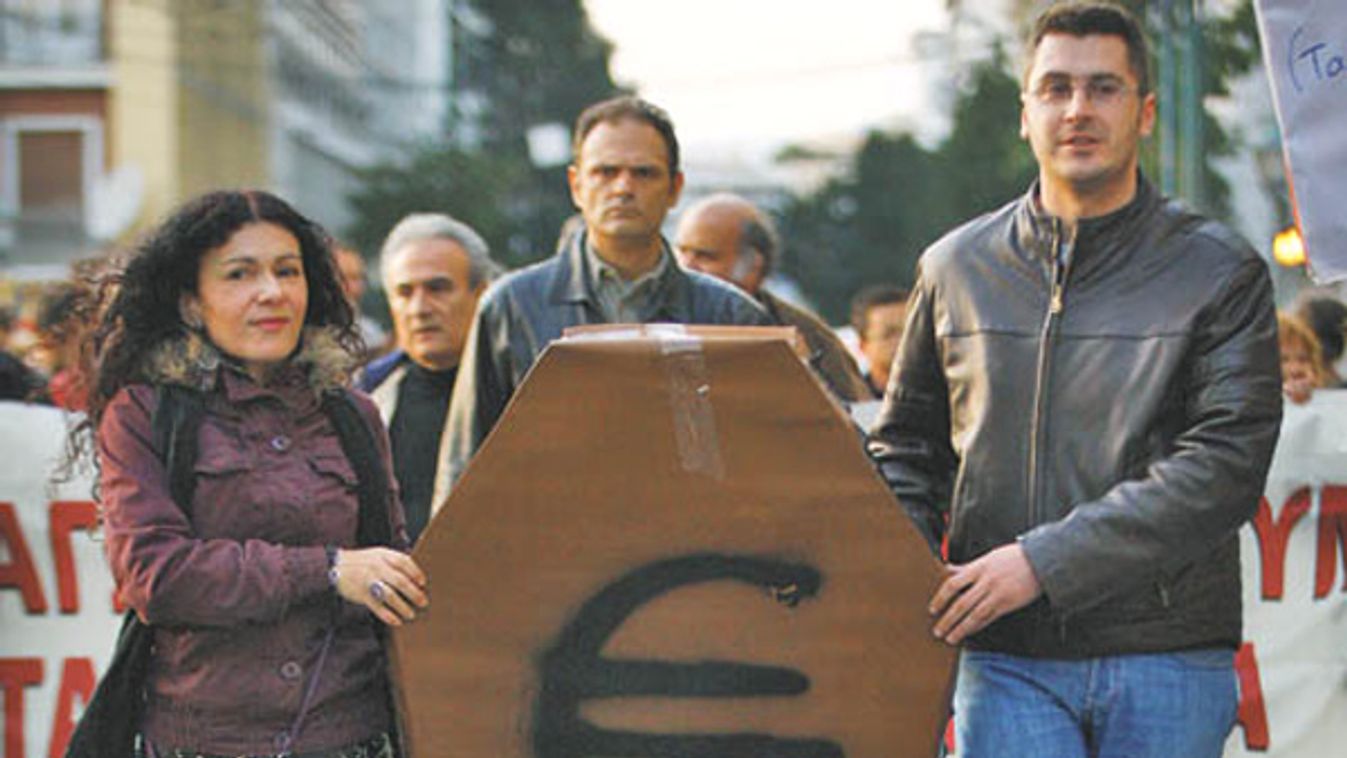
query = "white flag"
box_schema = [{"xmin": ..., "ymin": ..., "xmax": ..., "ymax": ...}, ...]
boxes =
[{"xmin": 1254, "ymin": 0, "xmax": 1347, "ymax": 283}]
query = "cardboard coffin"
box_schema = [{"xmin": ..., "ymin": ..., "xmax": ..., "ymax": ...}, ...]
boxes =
[{"xmin": 394, "ymin": 325, "xmax": 955, "ymax": 758}]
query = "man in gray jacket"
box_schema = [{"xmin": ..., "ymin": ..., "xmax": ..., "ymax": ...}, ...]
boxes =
[
  {"xmin": 867, "ymin": 3, "xmax": 1281, "ymax": 756},
  {"xmin": 444, "ymin": 97, "xmax": 769, "ymax": 486}
]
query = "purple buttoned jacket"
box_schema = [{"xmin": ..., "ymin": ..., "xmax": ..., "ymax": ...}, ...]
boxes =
[{"xmin": 97, "ymin": 360, "xmax": 407, "ymax": 755}]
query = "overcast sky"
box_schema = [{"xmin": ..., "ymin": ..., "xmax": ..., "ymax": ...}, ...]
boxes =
[{"xmin": 582, "ymin": 0, "xmax": 952, "ymax": 158}]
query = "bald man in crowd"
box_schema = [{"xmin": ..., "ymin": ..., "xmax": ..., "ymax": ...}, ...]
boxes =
[{"xmin": 675, "ymin": 193, "xmax": 871, "ymax": 403}]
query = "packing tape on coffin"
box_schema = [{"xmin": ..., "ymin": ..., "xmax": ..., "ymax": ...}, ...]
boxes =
[
  {"xmin": 654, "ymin": 327, "xmax": 725, "ymax": 481},
  {"xmin": 562, "ymin": 324, "xmax": 725, "ymax": 480}
]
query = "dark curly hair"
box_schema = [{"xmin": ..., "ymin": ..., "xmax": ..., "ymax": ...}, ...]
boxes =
[{"xmin": 81, "ymin": 190, "xmax": 358, "ymax": 427}]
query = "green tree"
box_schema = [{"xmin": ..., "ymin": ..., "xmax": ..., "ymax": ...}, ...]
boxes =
[
  {"xmin": 344, "ymin": 146, "xmax": 523, "ymax": 260},
  {"xmin": 1186, "ymin": 0, "xmax": 1262, "ymax": 218},
  {"xmin": 461, "ymin": 0, "xmax": 619, "ymax": 154},
  {"xmin": 778, "ymin": 57, "xmax": 1034, "ymax": 323},
  {"xmin": 780, "ymin": 1, "xmax": 1261, "ymax": 321},
  {"xmin": 940, "ymin": 51, "xmax": 1037, "ymax": 222},
  {"xmin": 345, "ymin": 0, "xmax": 620, "ymax": 269}
]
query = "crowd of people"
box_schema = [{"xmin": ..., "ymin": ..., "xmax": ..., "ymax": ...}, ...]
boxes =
[
  {"xmin": 1, "ymin": 2, "xmax": 1344, "ymax": 758},
  {"xmin": 0, "ymin": 278, "xmax": 97, "ymax": 408}
]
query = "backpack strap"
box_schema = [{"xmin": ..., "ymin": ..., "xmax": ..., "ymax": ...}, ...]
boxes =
[
  {"xmin": 66, "ymin": 385, "xmax": 206, "ymax": 758},
  {"xmin": 321, "ymin": 389, "xmax": 394, "ymax": 548},
  {"xmin": 318, "ymin": 389, "xmax": 405, "ymax": 755},
  {"xmin": 151, "ymin": 384, "xmax": 207, "ymax": 519}
]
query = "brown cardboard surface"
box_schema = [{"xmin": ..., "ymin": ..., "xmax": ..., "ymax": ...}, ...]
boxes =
[{"xmin": 394, "ymin": 326, "xmax": 955, "ymax": 757}]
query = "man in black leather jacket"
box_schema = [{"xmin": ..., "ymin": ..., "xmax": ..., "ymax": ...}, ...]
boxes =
[
  {"xmin": 443, "ymin": 97, "xmax": 769, "ymax": 487},
  {"xmin": 866, "ymin": 4, "xmax": 1281, "ymax": 757}
]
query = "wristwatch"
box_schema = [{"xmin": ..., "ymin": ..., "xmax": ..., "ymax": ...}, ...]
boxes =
[{"xmin": 325, "ymin": 545, "xmax": 340, "ymax": 592}]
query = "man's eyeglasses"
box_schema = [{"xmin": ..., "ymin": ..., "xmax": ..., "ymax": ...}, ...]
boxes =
[{"xmin": 1025, "ymin": 75, "xmax": 1138, "ymax": 107}]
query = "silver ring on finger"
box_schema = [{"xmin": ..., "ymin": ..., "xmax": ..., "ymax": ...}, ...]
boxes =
[{"xmin": 369, "ymin": 579, "xmax": 388, "ymax": 603}]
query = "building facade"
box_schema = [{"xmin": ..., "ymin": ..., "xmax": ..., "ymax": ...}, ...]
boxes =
[{"xmin": 0, "ymin": 0, "xmax": 451, "ymax": 274}]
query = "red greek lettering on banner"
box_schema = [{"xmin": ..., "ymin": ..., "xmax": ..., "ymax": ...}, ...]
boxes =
[
  {"xmin": 1234, "ymin": 642, "xmax": 1270, "ymax": 750},
  {"xmin": 48, "ymin": 501, "xmax": 98, "ymax": 614},
  {"xmin": 0, "ymin": 658, "xmax": 43, "ymax": 758},
  {"xmin": 0, "ymin": 502, "xmax": 48, "ymax": 614},
  {"xmin": 1314, "ymin": 485, "xmax": 1347, "ymax": 598},
  {"xmin": 1251, "ymin": 490, "xmax": 1311, "ymax": 600}
]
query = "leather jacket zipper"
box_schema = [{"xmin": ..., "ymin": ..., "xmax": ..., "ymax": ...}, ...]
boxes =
[{"xmin": 1027, "ymin": 220, "xmax": 1072, "ymax": 528}]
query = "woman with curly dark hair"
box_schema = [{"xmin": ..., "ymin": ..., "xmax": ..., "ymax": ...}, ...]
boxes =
[{"xmin": 82, "ymin": 190, "xmax": 427, "ymax": 758}]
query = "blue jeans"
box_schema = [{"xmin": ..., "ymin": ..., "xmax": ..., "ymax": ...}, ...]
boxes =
[{"xmin": 954, "ymin": 649, "xmax": 1237, "ymax": 758}]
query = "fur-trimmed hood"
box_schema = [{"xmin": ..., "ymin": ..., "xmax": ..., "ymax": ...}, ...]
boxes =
[{"xmin": 144, "ymin": 327, "xmax": 358, "ymax": 395}]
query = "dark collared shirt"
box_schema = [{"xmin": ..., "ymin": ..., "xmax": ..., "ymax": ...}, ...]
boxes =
[
  {"xmin": 389, "ymin": 362, "xmax": 456, "ymax": 541},
  {"xmin": 584, "ymin": 241, "xmax": 671, "ymax": 324}
]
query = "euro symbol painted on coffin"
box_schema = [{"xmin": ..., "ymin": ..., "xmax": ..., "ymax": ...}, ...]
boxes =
[{"xmin": 532, "ymin": 553, "xmax": 845, "ymax": 758}]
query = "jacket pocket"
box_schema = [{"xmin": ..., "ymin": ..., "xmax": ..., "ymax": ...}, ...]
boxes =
[
  {"xmin": 192, "ymin": 443, "xmax": 252, "ymax": 478},
  {"xmin": 307, "ymin": 452, "xmax": 358, "ymax": 490},
  {"xmin": 305, "ymin": 450, "xmax": 361, "ymax": 544},
  {"xmin": 187, "ymin": 443, "xmax": 255, "ymax": 536},
  {"xmin": 187, "ymin": 419, "xmax": 252, "ymax": 474},
  {"xmin": 1080, "ymin": 579, "xmax": 1170, "ymax": 625}
]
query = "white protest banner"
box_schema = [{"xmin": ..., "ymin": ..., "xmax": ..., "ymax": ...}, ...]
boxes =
[
  {"xmin": 1254, "ymin": 0, "xmax": 1347, "ymax": 282},
  {"xmin": 5, "ymin": 389, "xmax": 1347, "ymax": 757},
  {"xmin": 1225, "ymin": 390, "xmax": 1347, "ymax": 756},
  {"xmin": 0, "ymin": 403, "xmax": 116, "ymax": 758}
]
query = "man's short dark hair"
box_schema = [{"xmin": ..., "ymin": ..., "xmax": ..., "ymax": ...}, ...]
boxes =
[
  {"xmin": 850, "ymin": 284, "xmax": 910, "ymax": 335},
  {"xmin": 572, "ymin": 96, "xmax": 680, "ymax": 178},
  {"xmin": 1025, "ymin": 2, "xmax": 1151, "ymax": 96}
]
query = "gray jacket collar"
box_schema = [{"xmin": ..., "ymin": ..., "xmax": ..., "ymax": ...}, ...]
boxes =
[{"xmin": 547, "ymin": 228, "xmax": 697, "ymax": 322}]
